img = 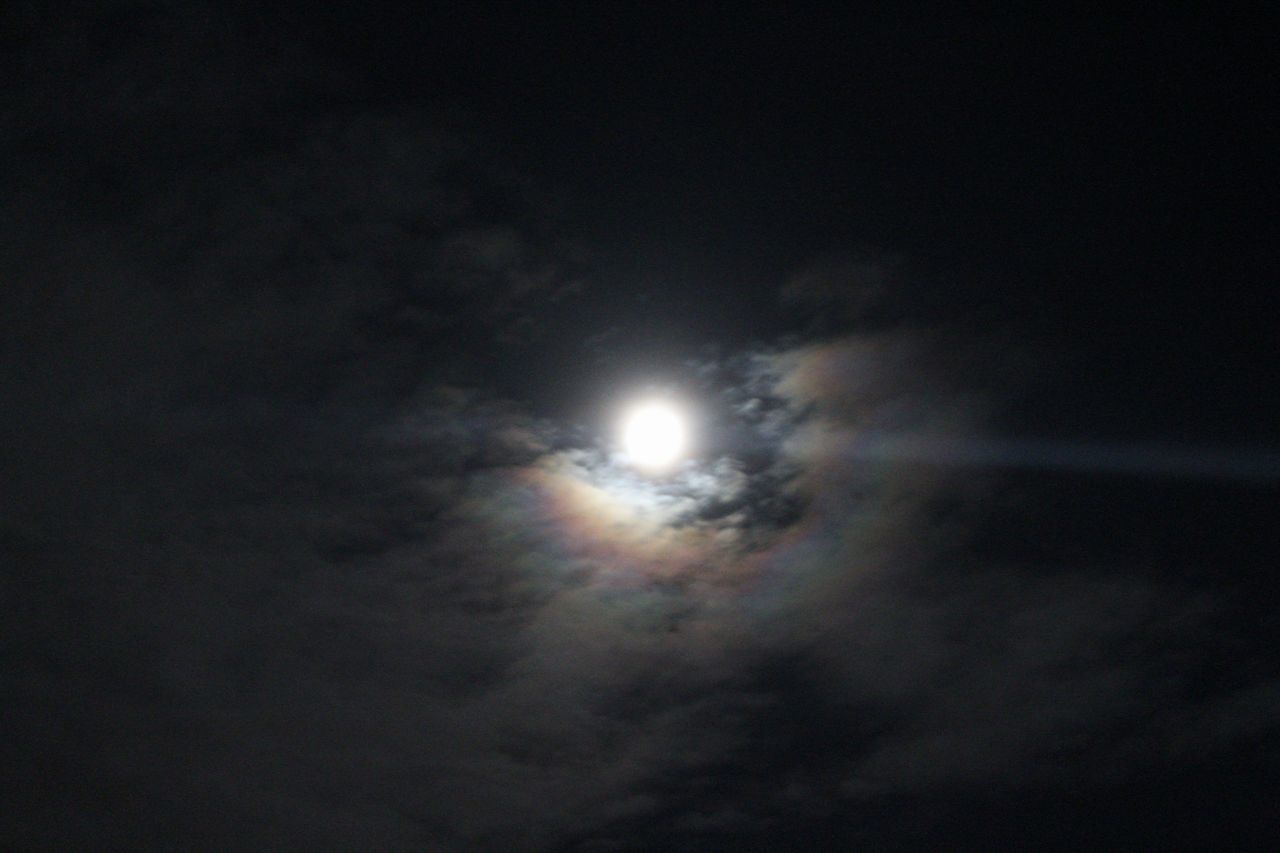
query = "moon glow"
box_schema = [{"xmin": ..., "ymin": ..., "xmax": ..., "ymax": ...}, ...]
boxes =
[{"xmin": 620, "ymin": 399, "xmax": 688, "ymax": 472}]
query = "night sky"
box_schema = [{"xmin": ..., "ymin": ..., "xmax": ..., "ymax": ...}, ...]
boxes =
[{"xmin": 3, "ymin": 5, "xmax": 1278, "ymax": 849}]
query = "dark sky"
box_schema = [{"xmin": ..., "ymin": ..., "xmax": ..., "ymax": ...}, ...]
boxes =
[{"xmin": 3, "ymin": 5, "xmax": 1278, "ymax": 849}]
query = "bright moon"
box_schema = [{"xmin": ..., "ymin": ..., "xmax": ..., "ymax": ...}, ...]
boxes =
[{"xmin": 620, "ymin": 399, "xmax": 687, "ymax": 472}]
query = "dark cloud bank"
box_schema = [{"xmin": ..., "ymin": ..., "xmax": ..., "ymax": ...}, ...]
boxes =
[{"xmin": 3, "ymin": 6, "xmax": 1277, "ymax": 850}]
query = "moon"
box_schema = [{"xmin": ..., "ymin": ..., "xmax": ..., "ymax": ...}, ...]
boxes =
[{"xmin": 620, "ymin": 398, "xmax": 688, "ymax": 472}]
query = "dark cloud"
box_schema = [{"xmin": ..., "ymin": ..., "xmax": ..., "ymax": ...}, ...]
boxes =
[{"xmin": 780, "ymin": 250, "xmax": 907, "ymax": 330}]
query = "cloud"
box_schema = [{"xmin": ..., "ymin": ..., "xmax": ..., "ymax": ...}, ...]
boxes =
[
  {"xmin": 781, "ymin": 250, "xmax": 899, "ymax": 317},
  {"xmin": 7, "ymin": 303, "xmax": 1275, "ymax": 848},
  {"xmin": 3, "ymin": 13, "xmax": 1274, "ymax": 844}
]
